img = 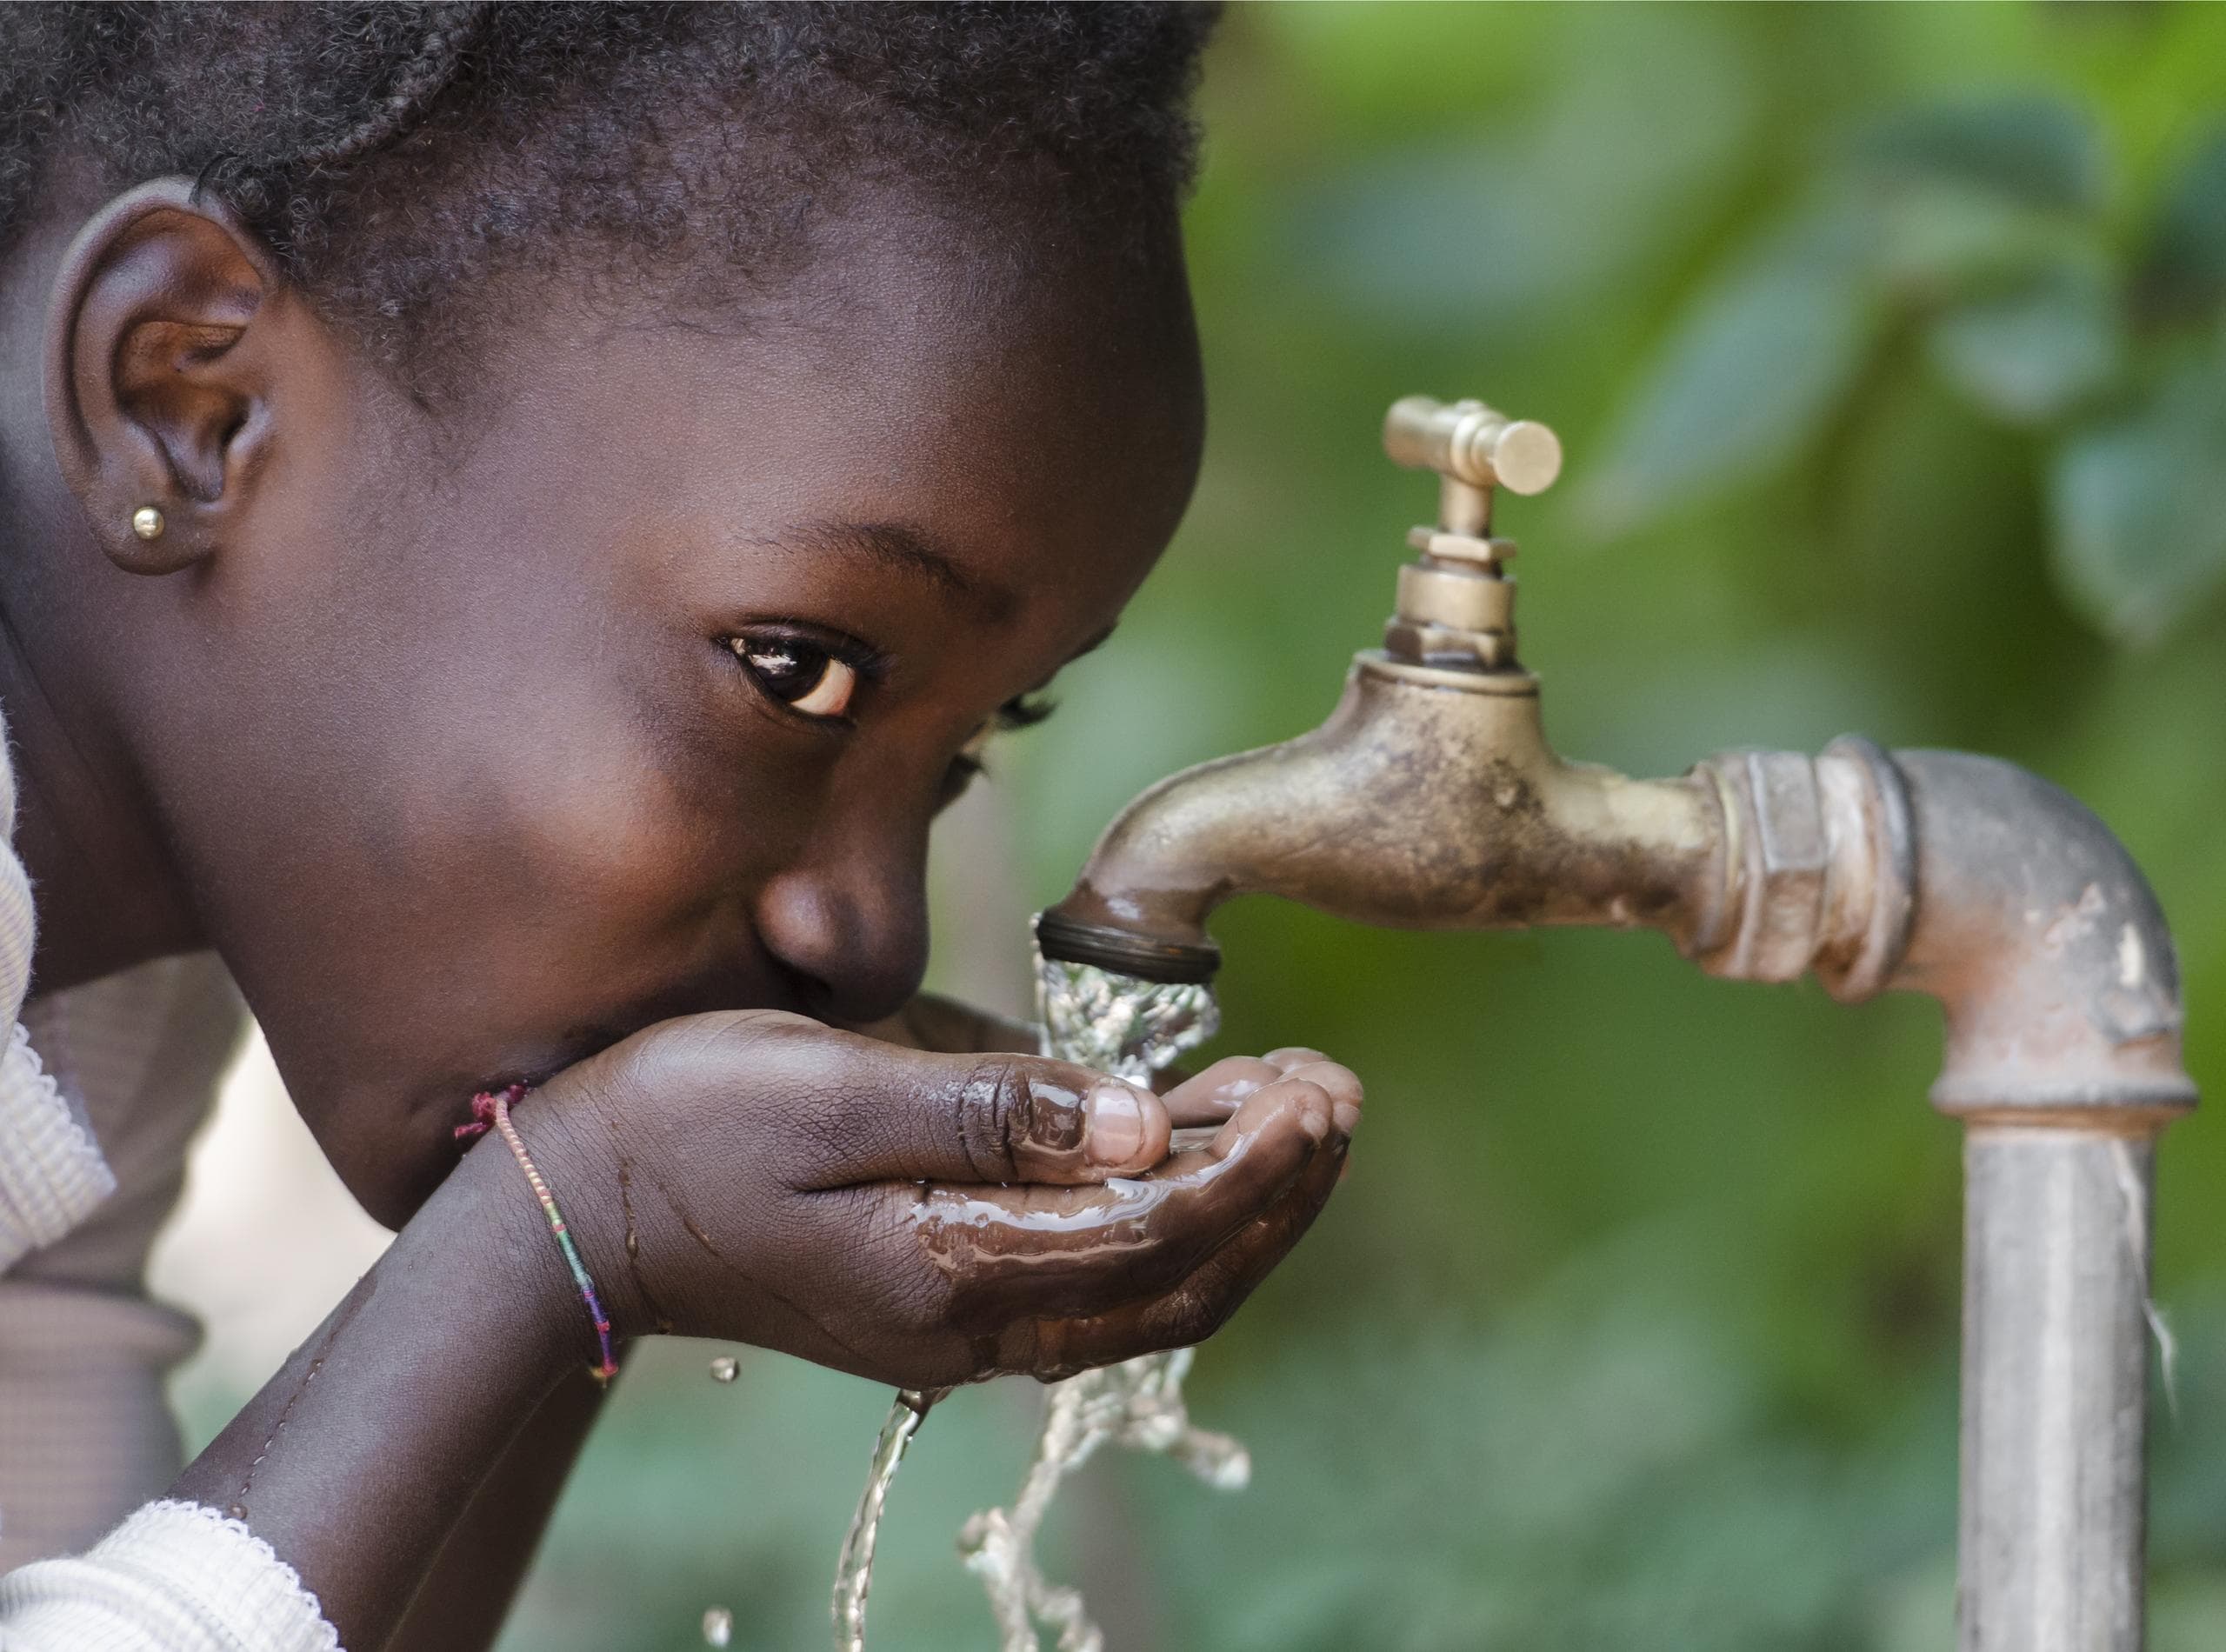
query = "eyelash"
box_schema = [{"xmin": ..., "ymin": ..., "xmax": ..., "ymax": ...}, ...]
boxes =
[
  {"xmin": 722, "ymin": 629, "xmax": 1058, "ymax": 770},
  {"xmin": 953, "ymin": 694, "xmax": 1056, "ymax": 780}
]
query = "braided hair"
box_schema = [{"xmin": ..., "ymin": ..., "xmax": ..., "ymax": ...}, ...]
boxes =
[{"xmin": 0, "ymin": 3, "xmax": 1216, "ymax": 389}]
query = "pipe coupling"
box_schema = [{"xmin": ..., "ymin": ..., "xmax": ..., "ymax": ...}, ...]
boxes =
[{"xmin": 1693, "ymin": 736, "xmax": 1915, "ymax": 1002}]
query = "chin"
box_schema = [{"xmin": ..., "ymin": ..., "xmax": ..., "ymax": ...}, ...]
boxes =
[
  {"xmin": 306, "ymin": 1069, "xmax": 517, "ymax": 1232},
  {"xmin": 337, "ymin": 1131, "xmax": 454, "ymax": 1232}
]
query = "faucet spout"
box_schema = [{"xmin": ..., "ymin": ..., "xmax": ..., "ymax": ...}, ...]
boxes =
[{"xmin": 1038, "ymin": 656, "xmax": 1728, "ymax": 983}]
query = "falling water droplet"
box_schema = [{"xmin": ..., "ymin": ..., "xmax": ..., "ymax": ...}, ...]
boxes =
[
  {"xmin": 702, "ymin": 1605, "xmax": 733, "ymax": 1647},
  {"xmin": 709, "ymin": 1356, "xmax": 739, "ymax": 1384}
]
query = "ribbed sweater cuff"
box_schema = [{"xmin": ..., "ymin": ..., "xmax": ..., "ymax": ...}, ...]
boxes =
[{"xmin": 0, "ymin": 1499, "xmax": 342, "ymax": 1650}]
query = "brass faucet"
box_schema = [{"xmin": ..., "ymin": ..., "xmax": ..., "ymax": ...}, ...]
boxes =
[
  {"xmin": 1036, "ymin": 395, "xmax": 2196, "ymax": 1652},
  {"xmin": 1036, "ymin": 394, "xmax": 1728, "ymax": 981}
]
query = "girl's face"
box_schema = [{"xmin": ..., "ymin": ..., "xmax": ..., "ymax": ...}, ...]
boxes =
[{"xmin": 108, "ymin": 216, "xmax": 1204, "ymax": 1224}]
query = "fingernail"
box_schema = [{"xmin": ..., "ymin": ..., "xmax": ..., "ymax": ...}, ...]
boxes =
[
  {"xmin": 1084, "ymin": 1082, "xmax": 1150, "ymax": 1165},
  {"xmin": 1332, "ymin": 1101, "xmax": 1360, "ymax": 1135}
]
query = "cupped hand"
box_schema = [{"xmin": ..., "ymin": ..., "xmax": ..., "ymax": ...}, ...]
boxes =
[{"xmin": 509, "ymin": 1012, "xmax": 1360, "ymax": 1389}]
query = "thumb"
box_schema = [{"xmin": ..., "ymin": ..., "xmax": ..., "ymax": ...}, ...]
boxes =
[{"xmin": 786, "ymin": 1029, "xmax": 1170, "ymax": 1189}]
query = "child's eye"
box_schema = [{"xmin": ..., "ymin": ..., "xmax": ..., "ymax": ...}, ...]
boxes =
[
  {"xmin": 947, "ymin": 694, "xmax": 1056, "ymax": 791},
  {"xmin": 730, "ymin": 636, "xmax": 859, "ymax": 720}
]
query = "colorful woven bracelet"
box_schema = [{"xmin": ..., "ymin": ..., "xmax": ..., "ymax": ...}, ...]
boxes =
[{"xmin": 457, "ymin": 1082, "xmax": 621, "ymax": 1385}]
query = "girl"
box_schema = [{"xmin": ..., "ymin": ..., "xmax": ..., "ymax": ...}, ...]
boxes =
[{"xmin": 0, "ymin": 6, "xmax": 1363, "ymax": 1649}]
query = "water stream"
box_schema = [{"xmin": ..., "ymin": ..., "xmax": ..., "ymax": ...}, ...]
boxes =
[
  {"xmin": 831, "ymin": 1388, "xmax": 945, "ymax": 1652},
  {"xmin": 826, "ymin": 944, "xmax": 1243, "ymax": 1652}
]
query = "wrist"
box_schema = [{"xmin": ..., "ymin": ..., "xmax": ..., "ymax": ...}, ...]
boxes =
[
  {"xmin": 444, "ymin": 1108, "xmax": 615, "ymax": 1383},
  {"xmin": 475, "ymin": 1082, "xmax": 647, "ymax": 1357}
]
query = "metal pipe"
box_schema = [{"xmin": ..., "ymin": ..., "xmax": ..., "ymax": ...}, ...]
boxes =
[
  {"xmin": 1879, "ymin": 749, "xmax": 2189, "ymax": 1652},
  {"xmin": 1884, "ymin": 750, "xmax": 2191, "ymax": 1118},
  {"xmin": 1961, "ymin": 1125, "xmax": 2153, "ymax": 1652},
  {"xmin": 1034, "ymin": 394, "xmax": 2196, "ymax": 1646}
]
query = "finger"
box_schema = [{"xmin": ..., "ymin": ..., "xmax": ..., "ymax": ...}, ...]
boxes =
[
  {"xmin": 1147, "ymin": 1062, "xmax": 1193, "ymax": 1097},
  {"xmin": 1158, "ymin": 1056, "xmax": 1284, "ymax": 1128},
  {"xmin": 1159, "ymin": 1056, "xmax": 1361, "ymax": 1129},
  {"xmin": 1261, "ymin": 1046, "xmax": 1328, "ymax": 1074},
  {"xmin": 860, "ymin": 1051, "xmax": 1169, "ymax": 1185},
  {"xmin": 916, "ymin": 1074, "xmax": 1337, "ymax": 1325},
  {"xmin": 1276, "ymin": 1059, "xmax": 1362, "ymax": 1134},
  {"xmin": 650, "ymin": 1014, "xmax": 1171, "ymax": 1189},
  {"xmin": 1013, "ymin": 1122, "xmax": 1351, "ymax": 1377}
]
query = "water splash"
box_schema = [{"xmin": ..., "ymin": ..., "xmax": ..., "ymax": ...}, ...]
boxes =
[
  {"xmin": 1032, "ymin": 955, "xmax": 1219, "ymax": 1083},
  {"xmin": 828, "ymin": 947, "xmax": 1234, "ymax": 1652},
  {"xmin": 831, "ymin": 1388, "xmax": 945, "ymax": 1652},
  {"xmin": 953, "ymin": 950, "xmax": 1239, "ymax": 1652},
  {"xmin": 960, "ymin": 1347, "xmax": 1248, "ymax": 1652}
]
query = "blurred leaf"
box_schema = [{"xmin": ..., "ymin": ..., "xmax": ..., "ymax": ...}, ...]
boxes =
[
  {"xmin": 1582, "ymin": 207, "xmax": 1876, "ymax": 535},
  {"xmin": 2143, "ymin": 124, "xmax": 2226, "ymax": 319},
  {"xmin": 1289, "ymin": 8, "xmax": 1756, "ymax": 328},
  {"xmin": 1844, "ymin": 97, "xmax": 2106, "ymax": 214},
  {"xmin": 2049, "ymin": 353, "xmax": 2226, "ymax": 643},
  {"xmin": 1867, "ymin": 183, "xmax": 2098, "ymax": 301},
  {"xmin": 1925, "ymin": 255, "xmax": 2122, "ymax": 423}
]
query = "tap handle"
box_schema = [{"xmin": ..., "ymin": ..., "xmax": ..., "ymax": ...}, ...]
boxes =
[{"xmin": 1383, "ymin": 396, "xmax": 1563, "ymax": 496}]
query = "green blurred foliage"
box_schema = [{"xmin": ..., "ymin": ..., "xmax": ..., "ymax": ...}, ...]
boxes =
[{"xmin": 503, "ymin": 7, "xmax": 2226, "ymax": 1649}]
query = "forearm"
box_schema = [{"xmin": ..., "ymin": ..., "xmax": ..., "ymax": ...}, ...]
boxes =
[
  {"xmin": 171, "ymin": 1133, "xmax": 578, "ymax": 1652},
  {"xmin": 385, "ymin": 1360, "xmax": 616, "ymax": 1652}
]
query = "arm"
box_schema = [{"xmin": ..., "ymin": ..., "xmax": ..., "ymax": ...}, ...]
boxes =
[
  {"xmin": 0, "ymin": 1130, "xmax": 583, "ymax": 1652},
  {"xmin": 383, "ymin": 1362, "xmax": 616, "ymax": 1652},
  {"xmin": 167, "ymin": 1123, "xmax": 588, "ymax": 1651},
  {"xmin": 384, "ymin": 993, "xmax": 1043, "ymax": 1652},
  {"xmin": 386, "ymin": 985, "xmax": 1183, "ymax": 1652}
]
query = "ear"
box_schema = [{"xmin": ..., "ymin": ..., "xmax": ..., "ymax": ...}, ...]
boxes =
[{"xmin": 43, "ymin": 177, "xmax": 290, "ymax": 576}]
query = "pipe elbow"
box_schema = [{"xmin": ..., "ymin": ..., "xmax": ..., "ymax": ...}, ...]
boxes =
[{"xmin": 1888, "ymin": 750, "xmax": 2195, "ymax": 1120}]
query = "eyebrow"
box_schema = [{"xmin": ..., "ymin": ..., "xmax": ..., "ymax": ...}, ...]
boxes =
[{"xmin": 784, "ymin": 517, "xmax": 1018, "ymax": 623}]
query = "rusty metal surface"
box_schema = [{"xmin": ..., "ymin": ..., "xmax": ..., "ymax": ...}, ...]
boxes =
[{"xmin": 1887, "ymin": 749, "xmax": 2194, "ymax": 1120}]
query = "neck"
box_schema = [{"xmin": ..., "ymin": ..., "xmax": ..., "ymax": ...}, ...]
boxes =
[{"xmin": 0, "ymin": 582, "xmax": 201, "ymax": 999}]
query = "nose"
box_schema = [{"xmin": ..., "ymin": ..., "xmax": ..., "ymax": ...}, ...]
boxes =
[{"xmin": 752, "ymin": 830, "xmax": 932, "ymax": 1026}]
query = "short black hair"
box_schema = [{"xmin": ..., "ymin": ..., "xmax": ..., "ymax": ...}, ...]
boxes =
[{"xmin": 0, "ymin": 2, "xmax": 1216, "ymax": 386}]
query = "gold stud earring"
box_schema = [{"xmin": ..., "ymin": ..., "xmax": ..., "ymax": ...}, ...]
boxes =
[{"xmin": 130, "ymin": 506, "xmax": 164, "ymax": 542}]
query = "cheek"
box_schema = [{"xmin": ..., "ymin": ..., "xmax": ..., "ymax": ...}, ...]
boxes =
[
  {"xmin": 197, "ymin": 616, "xmax": 826, "ymax": 1080},
  {"xmin": 382, "ymin": 651, "xmax": 823, "ymax": 963}
]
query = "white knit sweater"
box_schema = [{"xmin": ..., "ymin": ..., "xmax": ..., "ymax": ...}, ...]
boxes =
[{"xmin": 0, "ymin": 714, "xmax": 342, "ymax": 1649}]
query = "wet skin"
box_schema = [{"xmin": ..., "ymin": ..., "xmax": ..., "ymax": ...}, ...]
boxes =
[{"xmin": 0, "ymin": 177, "xmax": 1364, "ymax": 1649}]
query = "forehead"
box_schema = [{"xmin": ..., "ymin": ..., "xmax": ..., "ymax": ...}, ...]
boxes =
[{"xmin": 463, "ymin": 216, "xmax": 1203, "ymax": 641}]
